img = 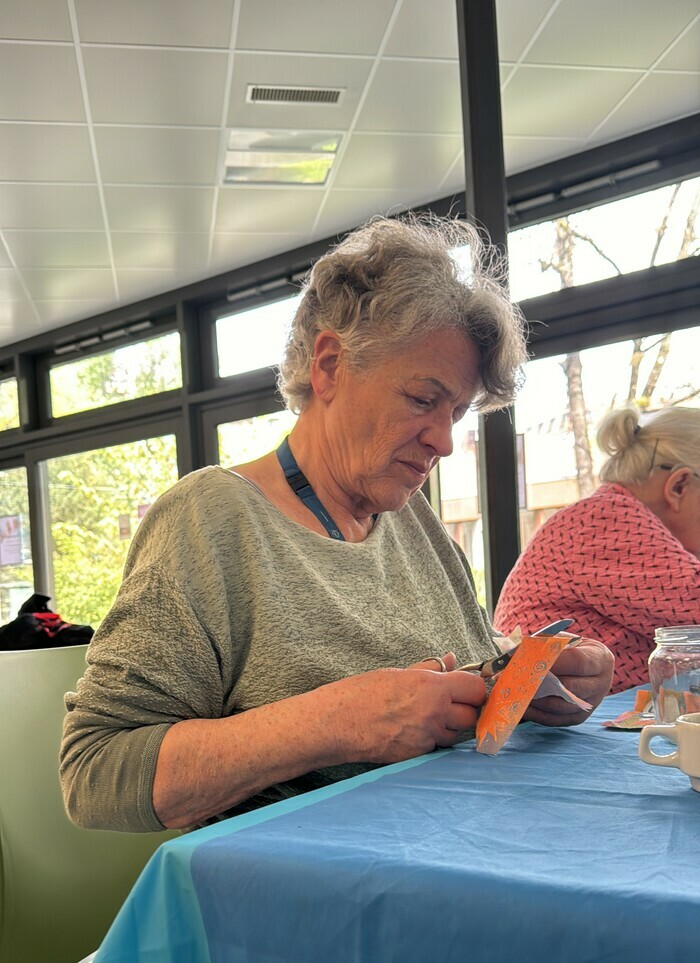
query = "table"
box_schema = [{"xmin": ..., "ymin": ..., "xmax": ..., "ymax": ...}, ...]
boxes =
[{"xmin": 93, "ymin": 689, "xmax": 700, "ymax": 962}]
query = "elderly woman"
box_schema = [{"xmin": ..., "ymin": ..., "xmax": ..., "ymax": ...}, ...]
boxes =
[
  {"xmin": 495, "ymin": 404, "xmax": 700, "ymax": 693},
  {"xmin": 61, "ymin": 216, "xmax": 613, "ymax": 833}
]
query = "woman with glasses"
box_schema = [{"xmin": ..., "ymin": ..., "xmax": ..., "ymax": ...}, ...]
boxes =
[{"xmin": 495, "ymin": 404, "xmax": 700, "ymax": 693}]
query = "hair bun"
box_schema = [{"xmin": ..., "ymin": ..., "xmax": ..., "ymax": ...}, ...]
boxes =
[{"xmin": 596, "ymin": 406, "xmax": 640, "ymax": 457}]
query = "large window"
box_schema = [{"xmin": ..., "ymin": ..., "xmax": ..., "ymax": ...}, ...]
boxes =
[
  {"xmin": 0, "ymin": 467, "xmax": 33, "ymax": 624},
  {"xmin": 216, "ymin": 295, "xmax": 301, "ymax": 379},
  {"xmin": 514, "ymin": 324, "xmax": 700, "ymax": 550},
  {"xmin": 438, "ymin": 411, "xmax": 485, "ymax": 606},
  {"xmin": 50, "ymin": 332, "xmax": 182, "ymax": 418},
  {"xmin": 508, "ymin": 174, "xmax": 699, "ymax": 302},
  {"xmin": 0, "ymin": 378, "xmax": 20, "ymax": 431},
  {"xmin": 44, "ymin": 434, "xmax": 179, "ymax": 627},
  {"xmin": 217, "ymin": 409, "xmax": 297, "ymax": 468}
]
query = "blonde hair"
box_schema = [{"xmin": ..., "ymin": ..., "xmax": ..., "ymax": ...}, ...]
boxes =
[
  {"xmin": 598, "ymin": 405, "xmax": 700, "ymax": 485},
  {"xmin": 277, "ymin": 214, "xmax": 528, "ymax": 413}
]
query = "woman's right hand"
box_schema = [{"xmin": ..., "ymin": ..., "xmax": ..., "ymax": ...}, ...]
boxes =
[{"xmin": 319, "ymin": 658, "xmax": 487, "ymax": 764}]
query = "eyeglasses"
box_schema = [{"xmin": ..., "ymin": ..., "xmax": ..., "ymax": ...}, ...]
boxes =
[{"xmin": 648, "ymin": 438, "xmax": 700, "ymax": 480}]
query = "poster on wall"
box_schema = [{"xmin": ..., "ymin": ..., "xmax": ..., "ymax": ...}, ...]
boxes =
[{"xmin": 0, "ymin": 514, "xmax": 22, "ymax": 566}]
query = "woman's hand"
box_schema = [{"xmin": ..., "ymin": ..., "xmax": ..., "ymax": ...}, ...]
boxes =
[
  {"xmin": 522, "ymin": 638, "xmax": 614, "ymax": 727},
  {"xmin": 323, "ymin": 655, "xmax": 486, "ymax": 764}
]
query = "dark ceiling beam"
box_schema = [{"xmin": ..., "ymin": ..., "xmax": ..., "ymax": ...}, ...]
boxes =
[{"xmin": 508, "ymin": 112, "xmax": 700, "ymax": 227}]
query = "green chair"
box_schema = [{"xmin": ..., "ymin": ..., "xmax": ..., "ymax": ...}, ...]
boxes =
[{"xmin": 0, "ymin": 643, "xmax": 177, "ymax": 963}]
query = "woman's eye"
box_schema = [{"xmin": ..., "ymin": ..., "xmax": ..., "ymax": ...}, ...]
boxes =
[{"xmin": 410, "ymin": 396, "xmax": 433, "ymax": 409}]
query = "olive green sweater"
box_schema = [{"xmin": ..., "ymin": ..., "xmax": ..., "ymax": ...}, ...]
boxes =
[{"xmin": 60, "ymin": 467, "xmax": 498, "ymax": 832}]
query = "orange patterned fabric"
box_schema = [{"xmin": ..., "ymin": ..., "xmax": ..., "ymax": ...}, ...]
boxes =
[{"xmin": 494, "ymin": 483, "xmax": 700, "ymax": 693}]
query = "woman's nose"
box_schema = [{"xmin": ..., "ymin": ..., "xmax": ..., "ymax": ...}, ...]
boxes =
[{"xmin": 421, "ymin": 416, "xmax": 454, "ymax": 458}]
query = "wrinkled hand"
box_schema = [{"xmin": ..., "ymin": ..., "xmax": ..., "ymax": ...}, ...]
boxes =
[
  {"xmin": 522, "ymin": 638, "xmax": 614, "ymax": 727},
  {"xmin": 325, "ymin": 653, "xmax": 486, "ymax": 764}
]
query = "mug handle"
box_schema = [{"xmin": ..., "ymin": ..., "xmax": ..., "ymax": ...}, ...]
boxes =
[{"xmin": 639, "ymin": 725, "xmax": 679, "ymax": 768}]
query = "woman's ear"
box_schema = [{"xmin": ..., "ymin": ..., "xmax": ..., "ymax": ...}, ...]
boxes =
[
  {"xmin": 310, "ymin": 331, "xmax": 343, "ymax": 401},
  {"xmin": 662, "ymin": 467, "xmax": 693, "ymax": 512}
]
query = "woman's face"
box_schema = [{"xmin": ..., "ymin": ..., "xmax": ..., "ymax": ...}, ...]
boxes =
[
  {"xmin": 673, "ymin": 471, "xmax": 700, "ymax": 558},
  {"xmin": 325, "ymin": 328, "xmax": 482, "ymax": 514}
]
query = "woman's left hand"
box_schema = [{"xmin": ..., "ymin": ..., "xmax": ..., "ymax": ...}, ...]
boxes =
[{"xmin": 522, "ymin": 638, "xmax": 614, "ymax": 727}]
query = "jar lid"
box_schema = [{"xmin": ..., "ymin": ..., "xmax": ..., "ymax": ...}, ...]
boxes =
[{"xmin": 654, "ymin": 625, "xmax": 700, "ymax": 643}]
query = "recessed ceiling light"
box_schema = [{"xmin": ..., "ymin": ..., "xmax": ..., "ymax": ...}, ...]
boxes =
[{"xmin": 223, "ymin": 128, "xmax": 342, "ymax": 186}]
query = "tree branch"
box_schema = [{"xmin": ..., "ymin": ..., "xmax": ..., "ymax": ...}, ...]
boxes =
[{"xmin": 566, "ymin": 228, "xmax": 623, "ymax": 275}]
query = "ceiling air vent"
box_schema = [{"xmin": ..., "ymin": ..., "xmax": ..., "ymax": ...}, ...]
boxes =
[{"xmin": 246, "ymin": 84, "xmax": 344, "ymax": 106}]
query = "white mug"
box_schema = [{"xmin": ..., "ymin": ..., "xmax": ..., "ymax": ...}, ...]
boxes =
[{"xmin": 639, "ymin": 711, "xmax": 700, "ymax": 792}]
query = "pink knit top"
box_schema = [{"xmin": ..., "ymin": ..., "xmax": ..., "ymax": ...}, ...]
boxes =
[{"xmin": 493, "ymin": 483, "xmax": 700, "ymax": 693}]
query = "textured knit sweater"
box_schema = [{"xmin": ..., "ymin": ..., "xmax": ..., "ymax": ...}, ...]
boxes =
[
  {"xmin": 60, "ymin": 466, "xmax": 498, "ymax": 833},
  {"xmin": 494, "ymin": 483, "xmax": 700, "ymax": 693}
]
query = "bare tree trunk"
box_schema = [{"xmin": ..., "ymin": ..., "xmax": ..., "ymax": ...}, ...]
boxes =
[
  {"xmin": 628, "ymin": 338, "xmax": 644, "ymax": 401},
  {"xmin": 679, "ymin": 185, "xmax": 700, "ymax": 258},
  {"xmin": 633, "ymin": 183, "xmax": 699, "ymax": 407},
  {"xmin": 563, "ymin": 353, "xmax": 596, "ymax": 496},
  {"xmin": 649, "ymin": 183, "xmax": 681, "ymax": 265},
  {"xmin": 551, "ymin": 218, "xmax": 596, "ymax": 497},
  {"xmin": 641, "ymin": 332, "xmax": 672, "ymax": 402}
]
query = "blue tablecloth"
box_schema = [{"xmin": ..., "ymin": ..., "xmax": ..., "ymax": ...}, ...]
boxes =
[{"xmin": 94, "ymin": 689, "xmax": 700, "ymax": 962}]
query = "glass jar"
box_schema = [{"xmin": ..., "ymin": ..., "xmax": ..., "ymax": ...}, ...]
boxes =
[{"xmin": 648, "ymin": 626, "xmax": 700, "ymax": 724}]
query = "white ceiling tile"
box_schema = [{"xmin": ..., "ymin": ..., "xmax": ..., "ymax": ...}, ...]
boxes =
[
  {"xmin": 0, "ymin": 300, "xmax": 40, "ymax": 336},
  {"xmin": 227, "ymin": 52, "xmax": 372, "ymax": 129},
  {"xmin": 384, "ymin": 0, "xmax": 458, "ymax": 59},
  {"xmin": 104, "ymin": 186, "xmax": 215, "ymax": 232},
  {"xmin": 83, "ymin": 47, "xmax": 228, "ymax": 125},
  {"xmin": 0, "ymin": 243, "xmax": 10, "ymax": 267},
  {"xmin": 75, "ymin": 0, "xmax": 234, "ymax": 48},
  {"xmin": 111, "ymin": 232, "xmax": 210, "ymax": 270},
  {"xmin": 116, "ymin": 269, "xmax": 203, "ymax": 302},
  {"xmin": 314, "ymin": 189, "xmax": 419, "ymax": 238},
  {"xmin": 333, "ymin": 133, "xmax": 462, "ymax": 191},
  {"xmin": 34, "ymin": 300, "xmax": 111, "ymax": 324},
  {"xmin": 0, "ymin": 270, "xmax": 25, "ymax": 300},
  {"xmin": 236, "ymin": 0, "xmax": 395, "ymax": 55},
  {"xmin": 210, "ymin": 233, "xmax": 305, "ymax": 272},
  {"xmin": 95, "ymin": 127, "xmax": 220, "ymax": 185},
  {"xmin": 525, "ymin": 0, "xmax": 700, "ymax": 69},
  {"xmin": 502, "ymin": 65, "xmax": 642, "ymax": 137},
  {"xmin": 500, "ymin": 64, "xmax": 515, "ymax": 86},
  {"xmin": 0, "ymin": 0, "xmax": 72, "ymax": 41},
  {"xmin": 0, "ymin": 124, "xmax": 95, "ymax": 181},
  {"xmin": 495, "ymin": 0, "xmax": 556, "ymax": 62},
  {"xmin": 440, "ymin": 160, "xmax": 467, "ymax": 196},
  {"xmin": 504, "ymin": 136, "xmax": 587, "ymax": 175},
  {"xmin": 356, "ymin": 60, "xmax": 461, "ymax": 133},
  {"xmin": 657, "ymin": 21, "xmax": 700, "ymax": 71},
  {"xmin": 0, "ymin": 185, "xmax": 103, "ymax": 229},
  {"xmin": 4, "ymin": 231, "xmax": 110, "ymax": 267},
  {"xmin": 21, "ymin": 268, "xmax": 115, "ymax": 301},
  {"xmin": 590, "ymin": 73, "xmax": 700, "ymax": 145},
  {"xmin": 0, "ymin": 44, "xmax": 84, "ymax": 122},
  {"xmin": 214, "ymin": 187, "xmax": 322, "ymax": 232}
]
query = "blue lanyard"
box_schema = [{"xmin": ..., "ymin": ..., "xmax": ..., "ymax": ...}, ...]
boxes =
[{"xmin": 276, "ymin": 437, "xmax": 345, "ymax": 541}]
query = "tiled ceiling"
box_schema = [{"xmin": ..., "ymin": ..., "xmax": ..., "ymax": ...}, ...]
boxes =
[{"xmin": 0, "ymin": 0, "xmax": 698, "ymax": 347}]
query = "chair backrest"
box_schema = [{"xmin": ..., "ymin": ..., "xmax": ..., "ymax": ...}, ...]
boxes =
[{"xmin": 0, "ymin": 644, "xmax": 177, "ymax": 963}]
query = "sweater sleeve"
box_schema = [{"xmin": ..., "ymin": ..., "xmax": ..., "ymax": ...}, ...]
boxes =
[
  {"xmin": 59, "ymin": 477, "xmax": 240, "ymax": 833},
  {"xmin": 60, "ymin": 563, "xmax": 230, "ymax": 832},
  {"xmin": 557, "ymin": 491, "xmax": 700, "ymax": 636}
]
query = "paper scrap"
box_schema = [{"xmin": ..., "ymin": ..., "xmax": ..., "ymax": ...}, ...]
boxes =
[{"xmin": 476, "ymin": 632, "xmax": 572, "ymax": 755}]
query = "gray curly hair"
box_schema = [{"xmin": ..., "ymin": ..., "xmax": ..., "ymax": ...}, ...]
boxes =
[
  {"xmin": 598, "ymin": 404, "xmax": 700, "ymax": 486},
  {"xmin": 277, "ymin": 214, "xmax": 528, "ymax": 414}
]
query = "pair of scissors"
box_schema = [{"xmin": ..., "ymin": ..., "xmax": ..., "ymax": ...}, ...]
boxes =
[{"xmin": 457, "ymin": 618, "xmax": 575, "ymax": 677}]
